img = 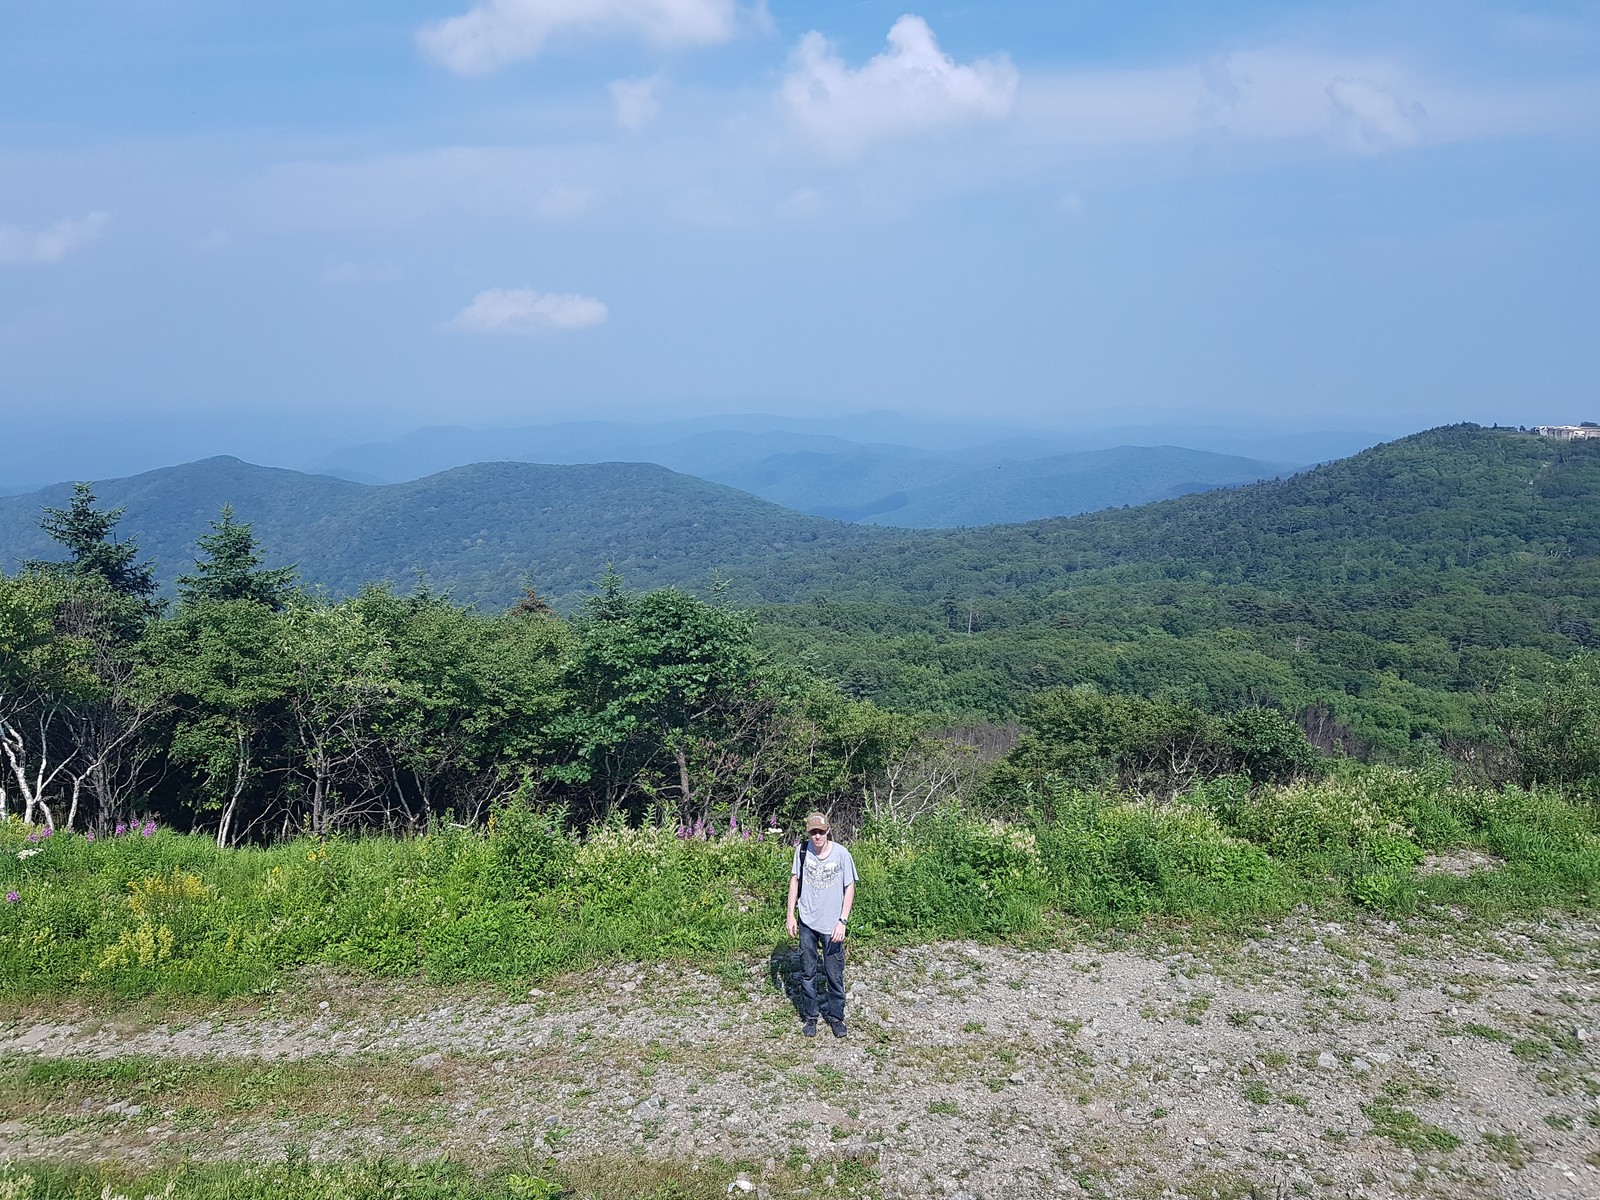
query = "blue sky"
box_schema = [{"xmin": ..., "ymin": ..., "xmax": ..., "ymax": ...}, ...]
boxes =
[{"xmin": 2, "ymin": 0, "xmax": 1597, "ymax": 449}]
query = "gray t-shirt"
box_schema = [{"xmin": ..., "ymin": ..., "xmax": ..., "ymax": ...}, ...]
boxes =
[{"xmin": 791, "ymin": 842, "xmax": 858, "ymax": 935}]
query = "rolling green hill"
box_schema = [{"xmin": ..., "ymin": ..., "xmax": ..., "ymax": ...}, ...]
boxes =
[
  {"xmin": 0, "ymin": 456, "xmax": 887, "ymax": 607},
  {"xmin": 830, "ymin": 445, "xmax": 1296, "ymax": 527},
  {"xmin": 3, "ymin": 426, "xmax": 1594, "ymax": 749},
  {"xmin": 742, "ymin": 425, "xmax": 1600, "ymax": 745}
]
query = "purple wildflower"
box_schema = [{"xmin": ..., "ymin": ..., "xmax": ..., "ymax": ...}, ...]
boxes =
[
  {"xmin": 4, "ymin": 891, "xmax": 18, "ymax": 905},
  {"xmin": 84, "ymin": 832, "xmax": 95, "ymax": 843},
  {"xmin": 115, "ymin": 824, "xmax": 127, "ymax": 836},
  {"xmin": 676, "ymin": 826, "xmax": 690, "ymax": 839},
  {"xmin": 141, "ymin": 821, "xmax": 156, "ymax": 837},
  {"xmin": 26, "ymin": 833, "xmax": 38, "ymax": 843},
  {"xmin": 41, "ymin": 827, "xmax": 53, "ymax": 839}
]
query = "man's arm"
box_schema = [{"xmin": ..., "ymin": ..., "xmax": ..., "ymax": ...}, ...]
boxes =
[
  {"xmin": 833, "ymin": 881, "xmax": 855, "ymax": 943},
  {"xmin": 785, "ymin": 871, "xmax": 800, "ymax": 939}
]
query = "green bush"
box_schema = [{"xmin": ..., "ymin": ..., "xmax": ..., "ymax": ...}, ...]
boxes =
[
  {"xmin": 1031, "ymin": 788, "xmax": 1285, "ymax": 921},
  {"xmin": 3, "ymin": 770, "xmax": 1599, "ymax": 999},
  {"xmin": 858, "ymin": 809, "xmax": 1047, "ymax": 938},
  {"xmin": 487, "ymin": 797, "xmax": 576, "ymax": 899}
]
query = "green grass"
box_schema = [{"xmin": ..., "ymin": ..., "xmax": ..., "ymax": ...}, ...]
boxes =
[
  {"xmin": 1362, "ymin": 1102, "xmax": 1462, "ymax": 1152},
  {"xmin": 2, "ymin": 768, "xmax": 1597, "ymax": 1000},
  {"xmin": 0, "ymin": 1053, "xmax": 446, "ymax": 1124},
  {"xmin": 0, "ymin": 1152, "xmax": 880, "ymax": 1200}
]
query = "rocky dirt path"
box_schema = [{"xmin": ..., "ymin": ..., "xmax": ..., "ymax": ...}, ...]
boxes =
[{"xmin": 2, "ymin": 913, "xmax": 1598, "ymax": 1200}]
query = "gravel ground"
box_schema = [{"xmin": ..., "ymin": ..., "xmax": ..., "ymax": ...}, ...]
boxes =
[{"xmin": 2, "ymin": 911, "xmax": 1597, "ymax": 1200}]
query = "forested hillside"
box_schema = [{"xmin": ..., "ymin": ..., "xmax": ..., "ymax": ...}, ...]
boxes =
[
  {"xmin": 2, "ymin": 425, "xmax": 1593, "ymax": 751},
  {"xmin": 748, "ymin": 426, "xmax": 1599, "ymax": 749},
  {"xmin": 816, "ymin": 445, "xmax": 1295, "ymax": 527},
  {"xmin": 0, "ymin": 456, "xmax": 886, "ymax": 606}
]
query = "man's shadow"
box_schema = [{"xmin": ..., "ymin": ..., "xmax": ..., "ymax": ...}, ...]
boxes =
[{"xmin": 767, "ymin": 940, "xmax": 806, "ymax": 1019}]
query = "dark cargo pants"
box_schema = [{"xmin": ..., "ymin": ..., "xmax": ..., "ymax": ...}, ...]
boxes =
[{"xmin": 798, "ymin": 925, "xmax": 846, "ymax": 1024}]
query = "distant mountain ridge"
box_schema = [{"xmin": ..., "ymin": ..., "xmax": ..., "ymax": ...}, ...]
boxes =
[
  {"xmin": 805, "ymin": 445, "xmax": 1298, "ymax": 526},
  {"xmin": 1, "ymin": 427, "xmax": 1592, "ymax": 631},
  {"xmin": 311, "ymin": 420, "xmax": 1317, "ymax": 528},
  {"xmin": 0, "ymin": 457, "xmax": 886, "ymax": 608}
]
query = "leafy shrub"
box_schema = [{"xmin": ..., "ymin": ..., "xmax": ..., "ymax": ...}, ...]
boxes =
[
  {"xmin": 487, "ymin": 798, "xmax": 575, "ymax": 899},
  {"xmin": 1031, "ymin": 788, "xmax": 1284, "ymax": 921},
  {"xmin": 858, "ymin": 808, "xmax": 1046, "ymax": 938}
]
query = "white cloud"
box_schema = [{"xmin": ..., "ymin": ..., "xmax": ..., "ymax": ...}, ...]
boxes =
[
  {"xmin": 418, "ymin": 0, "xmax": 742, "ymax": 75},
  {"xmin": 323, "ymin": 259, "xmax": 402, "ymax": 285},
  {"xmin": 611, "ymin": 74, "xmax": 663, "ymax": 131},
  {"xmin": 534, "ymin": 184, "xmax": 594, "ymax": 219},
  {"xmin": 781, "ymin": 16, "xmax": 1018, "ymax": 157},
  {"xmin": 774, "ymin": 187, "xmax": 822, "ymax": 220},
  {"xmin": 1014, "ymin": 50, "xmax": 1453, "ymax": 156},
  {"xmin": 447, "ymin": 287, "xmax": 608, "ymax": 333},
  {"xmin": 0, "ymin": 212, "xmax": 108, "ymax": 264},
  {"xmin": 1326, "ymin": 77, "xmax": 1426, "ymax": 154}
]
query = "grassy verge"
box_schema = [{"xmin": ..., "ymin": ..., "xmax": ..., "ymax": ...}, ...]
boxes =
[
  {"xmin": 0, "ymin": 1154, "xmax": 881, "ymax": 1200},
  {"xmin": 2, "ymin": 767, "xmax": 1596, "ymax": 999}
]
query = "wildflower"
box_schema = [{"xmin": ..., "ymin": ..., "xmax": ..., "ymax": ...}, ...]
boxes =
[
  {"xmin": 4, "ymin": 891, "xmax": 17, "ymax": 904},
  {"xmin": 16, "ymin": 849, "xmax": 39, "ymax": 860},
  {"xmin": 85, "ymin": 832, "xmax": 95, "ymax": 842},
  {"xmin": 141, "ymin": 821, "xmax": 156, "ymax": 837},
  {"xmin": 41, "ymin": 827, "xmax": 53, "ymax": 838},
  {"xmin": 26, "ymin": 833, "xmax": 38, "ymax": 843},
  {"xmin": 115, "ymin": 824, "xmax": 127, "ymax": 836}
]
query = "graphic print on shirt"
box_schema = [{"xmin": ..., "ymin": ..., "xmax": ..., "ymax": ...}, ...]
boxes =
[{"xmin": 803, "ymin": 853, "xmax": 846, "ymax": 893}]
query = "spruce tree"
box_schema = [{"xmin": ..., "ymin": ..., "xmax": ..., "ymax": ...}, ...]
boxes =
[
  {"xmin": 26, "ymin": 482, "xmax": 157, "ymax": 600},
  {"xmin": 176, "ymin": 503, "xmax": 296, "ymax": 609}
]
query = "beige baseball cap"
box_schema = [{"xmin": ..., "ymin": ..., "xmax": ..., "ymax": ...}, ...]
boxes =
[{"xmin": 804, "ymin": 812, "xmax": 831, "ymax": 834}]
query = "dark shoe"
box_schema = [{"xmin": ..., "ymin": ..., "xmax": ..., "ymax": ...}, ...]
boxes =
[
  {"xmin": 828, "ymin": 1019, "xmax": 847, "ymax": 1039},
  {"xmin": 802, "ymin": 1020, "xmax": 817, "ymax": 1038}
]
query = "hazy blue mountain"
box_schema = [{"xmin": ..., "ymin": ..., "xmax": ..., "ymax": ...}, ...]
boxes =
[
  {"xmin": 312, "ymin": 418, "xmax": 1320, "ymax": 526},
  {"xmin": 1, "ymin": 427, "xmax": 1580, "ymax": 627},
  {"xmin": 0, "ymin": 456, "xmax": 884, "ymax": 608},
  {"xmin": 837, "ymin": 446, "xmax": 1298, "ymax": 527},
  {"xmin": 311, "ymin": 413, "xmax": 1381, "ymax": 484}
]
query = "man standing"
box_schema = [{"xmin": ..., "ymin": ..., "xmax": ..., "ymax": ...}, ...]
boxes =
[{"xmin": 786, "ymin": 811, "xmax": 858, "ymax": 1038}]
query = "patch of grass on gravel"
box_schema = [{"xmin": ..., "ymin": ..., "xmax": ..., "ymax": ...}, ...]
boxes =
[
  {"xmin": 0, "ymin": 1054, "xmax": 446, "ymax": 1124},
  {"xmin": 0, "ymin": 1153, "xmax": 882, "ymax": 1200},
  {"xmin": 1361, "ymin": 1101, "xmax": 1462, "ymax": 1152},
  {"xmin": 1482, "ymin": 1131, "xmax": 1527, "ymax": 1168}
]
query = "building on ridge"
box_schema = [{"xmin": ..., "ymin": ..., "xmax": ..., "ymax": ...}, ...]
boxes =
[{"xmin": 1533, "ymin": 425, "xmax": 1600, "ymax": 440}]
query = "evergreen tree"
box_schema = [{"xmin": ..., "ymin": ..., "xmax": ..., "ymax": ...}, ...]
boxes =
[
  {"xmin": 26, "ymin": 482, "xmax": 157, "ymax": 600},
  {"xmin": 176, "ymin": 504, "xmax": 296, "ymax": 609}
]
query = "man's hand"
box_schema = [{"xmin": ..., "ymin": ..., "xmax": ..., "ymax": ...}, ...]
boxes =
[
  {"xmin": 786, "ymin": 912, "xmax": 798, "ymax": 939},
  {"xmin": 831, "ymin": 920, "xmax": 846, "ymax": 944}
]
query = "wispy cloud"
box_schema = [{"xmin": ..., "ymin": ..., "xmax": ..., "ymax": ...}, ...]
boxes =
[
  {"xmin": 418, "ymin": 0, "xmax": 745, "ymax": 75},
  {"xmin": 1326, "ymin": 77, "xmax": 1427, "ymax": 153},
  {"xmin": 781, "ymin": 16, "xmax": 1018, "ymax": 157},
  {"xmin": 0, "ymin": 212, "xmax": 108, "ymax": 264},
  {"xmin": 534, "ymin": 184, "xmax": 594, "ymax": 220},
  {"xmin": 322, "ymin": 258, "xmax": 403, "ymax": 285},
  {"xmin": 1014, "ymin": 48, "xmax": 1544, "ymax": 153},
  {"xmin": 611, "ymin": 74, "xmax": 664, "ymax": 131},
  {"xmin": 447, "ymin": 287, "xmax": 609, "ymax": 333},
  {"xmin": 774, "ymin": 187, "xmax": 822, "ymax": 220}
]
